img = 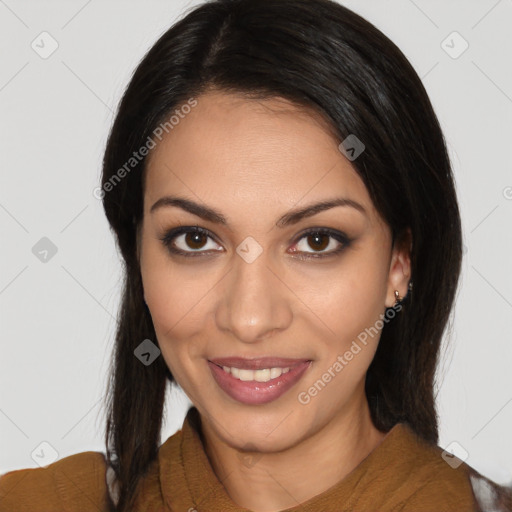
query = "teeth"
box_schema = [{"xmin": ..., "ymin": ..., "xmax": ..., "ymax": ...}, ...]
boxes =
[{"xmin": 221, "ymin": 366, "xmax": 291, "ymax": 382}]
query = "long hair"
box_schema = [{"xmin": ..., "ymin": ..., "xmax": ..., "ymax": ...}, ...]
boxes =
[{"xmin": 100, "ymin": 0, "xmax": 463, "ymax": 509}]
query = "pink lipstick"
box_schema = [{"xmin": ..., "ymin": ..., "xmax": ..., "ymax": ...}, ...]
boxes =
[{"xmin": 208, "ymin": 357, "xmax": 312, "ymax": 405}]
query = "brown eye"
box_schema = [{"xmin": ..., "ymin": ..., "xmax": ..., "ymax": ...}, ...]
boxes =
[
  {"xmin": 160, "ymin": 226, "xmax": 351, "ymax": 260},
  {"xmin": 289, "ymin": 228, "xmax": 351, "ymax": 260},
  {"xmin": 159, "ymin": 226, "xmax": 223, "ymax": 257},
  {"xmin": 305, "ymin": 233, "xmax": 330, "ymax": 251},
  {"xmin": 184, "ymin": 231, "xmax": 208, "ymax": 250}
]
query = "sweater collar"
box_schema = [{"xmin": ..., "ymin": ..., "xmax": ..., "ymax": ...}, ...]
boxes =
[{"xmin": 160, "ymin": 406, "xmax": 408, "ymax": 512}]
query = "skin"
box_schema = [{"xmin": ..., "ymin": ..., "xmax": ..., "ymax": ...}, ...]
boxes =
[{"xmin": 138, "ymin": 89, "xmax": 412, "ymax": 512}]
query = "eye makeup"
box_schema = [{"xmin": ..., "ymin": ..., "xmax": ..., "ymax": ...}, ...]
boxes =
[{"xmin": 158, "ymin": 225, "xmax": 353, "ymax": 260}]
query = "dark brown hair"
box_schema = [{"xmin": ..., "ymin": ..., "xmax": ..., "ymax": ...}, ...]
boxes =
[{"xmin": 100, "ymin": 0, "xmax": 463, "ymax": 509}]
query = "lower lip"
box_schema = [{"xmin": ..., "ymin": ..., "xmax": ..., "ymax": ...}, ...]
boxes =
[{"xmin": 208, "ymin": 360, "xmax": 312, "ymax": 405}]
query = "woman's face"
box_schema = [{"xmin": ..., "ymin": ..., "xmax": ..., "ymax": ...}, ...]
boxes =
[{"xmin": 139, "ymin": 90, "xmax": 410, "ymax": 452}]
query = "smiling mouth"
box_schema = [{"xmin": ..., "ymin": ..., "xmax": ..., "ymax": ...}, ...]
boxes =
[
  {"xmin": 208, "ymin": 357, "xmax": 310, "ymax": 382},
  {"xmin": 207, "ymin": 358, "xmax": 312, "ymax": 405},
  {"xmin": 214, "ymin": 364, "xmax": 292, "ymax": 383}
]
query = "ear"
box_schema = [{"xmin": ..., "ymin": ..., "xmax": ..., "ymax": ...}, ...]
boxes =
[{"xmin": 385, "ymin": 227, "xmax": 412, "ymax": 308}]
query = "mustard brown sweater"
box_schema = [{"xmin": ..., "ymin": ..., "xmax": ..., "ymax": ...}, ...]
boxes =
[{"xmin": 0, "ymin": 407, "xmax": 504, "ymax": 511}]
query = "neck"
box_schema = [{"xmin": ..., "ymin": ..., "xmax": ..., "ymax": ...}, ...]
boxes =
[{"xmin": 200, "ymin": 388, "xmax": 387, "ymax": 512}]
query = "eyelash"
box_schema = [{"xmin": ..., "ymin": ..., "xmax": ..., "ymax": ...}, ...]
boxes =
[{"xmin": 158, "ymin": 226, "xmax": 351, "ymax": 260}]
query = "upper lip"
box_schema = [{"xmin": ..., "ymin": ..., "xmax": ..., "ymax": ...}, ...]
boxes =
[{"xmin": 208, "ymin": 357, "xmax": 311, "ymax": 370}]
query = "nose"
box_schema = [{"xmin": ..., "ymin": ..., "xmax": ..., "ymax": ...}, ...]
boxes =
[{"xmin": 215, "ymin": 246, "xmax": 293, "ymax": 344}]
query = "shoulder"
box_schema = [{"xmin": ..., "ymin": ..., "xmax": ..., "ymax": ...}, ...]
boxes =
[
  {"xmin": 373, "ymin": 424, "xmax": 479, "ymax": 511},
  {"xmin": 0, "ymin": 451, "xmax": 109, "ymax": 512}
]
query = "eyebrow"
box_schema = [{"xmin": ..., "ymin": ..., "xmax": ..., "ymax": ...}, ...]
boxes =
[{"xmin": 150, "ymin": 195, "xmax": 367, "ymax": 227}]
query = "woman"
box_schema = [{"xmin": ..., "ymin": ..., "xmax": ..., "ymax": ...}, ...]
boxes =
[{"xmin": 1, "ymin": 0, "xmax": 510, "ymax": 510}]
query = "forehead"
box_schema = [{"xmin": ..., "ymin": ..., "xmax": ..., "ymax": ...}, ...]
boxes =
[{"xmin": 143, "ymin": 91, "xmax": 374, "ymax": 221}]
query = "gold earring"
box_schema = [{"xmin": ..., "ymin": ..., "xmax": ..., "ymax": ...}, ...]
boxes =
[{"xmin": 394, "ymin": 290, "xmax": 402, "ymax": 306}]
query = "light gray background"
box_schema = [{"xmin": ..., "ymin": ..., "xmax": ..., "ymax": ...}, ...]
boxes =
[{"xmin": 1, "ymin": 0, "xmax": 511, "ymax": 485}]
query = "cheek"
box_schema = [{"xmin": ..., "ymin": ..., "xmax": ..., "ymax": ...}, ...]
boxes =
[
  {"xmin": 295, "ymin": 250, "xmax": 388, "ymax": 395},
  {"xmin": 144, "ymin": 276, "xmax": 211, "ymax": 368},
  {"xmin": 297, "ymin": 252, "xmax": 388, "ymax": 343},
  {"xmin": 143, "ymin": 261, "xmax": 213, "ymax": 404}
]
